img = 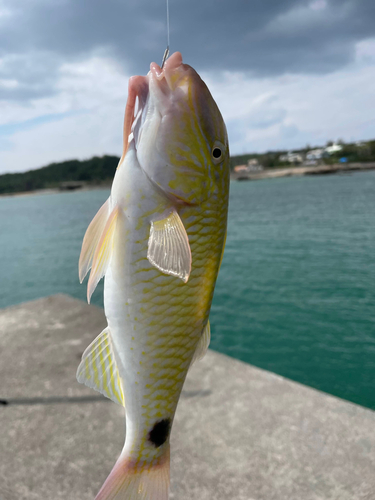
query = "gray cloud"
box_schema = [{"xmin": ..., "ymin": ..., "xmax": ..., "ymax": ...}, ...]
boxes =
[
  {"xmin": 0, "ymin": 51, "xmax": 62, "ymax": 100},
  {"xmin": 0, "ymin": 0, "xmax": 375, "ymax": 102}
]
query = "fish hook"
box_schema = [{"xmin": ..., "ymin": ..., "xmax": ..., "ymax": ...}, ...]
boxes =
[{"xmin": 161, "ymin": 47, "xmax": 169, "ymax": 69}]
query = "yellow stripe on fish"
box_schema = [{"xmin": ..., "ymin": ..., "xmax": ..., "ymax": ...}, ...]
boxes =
[
  {"xmin": 77, "ymin": 51, "xmax": 230, "ymax": 500},
  {"xmin": 77, "ymin": 327, "xmax": 124, "ymax": 406}
]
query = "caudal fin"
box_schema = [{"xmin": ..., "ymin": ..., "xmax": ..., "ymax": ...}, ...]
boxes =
[{"xmin": 95, "ymin": 448, "xmax": 170, "ymax": 500}]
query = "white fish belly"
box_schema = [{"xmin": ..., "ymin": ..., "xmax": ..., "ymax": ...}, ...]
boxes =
[{"xmin": 103, "ymin": 147, "xmax": 225, "ymax": 467}]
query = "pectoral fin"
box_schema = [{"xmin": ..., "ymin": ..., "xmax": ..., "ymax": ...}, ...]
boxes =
[
  {"xmin": 191, "ymin": 320, "xmax": 211, "ymax": 365},
  {"xmin": 79, "ymin": 198, "xmax": 110, "ymax": 283},
  {"xmin": 147, "ymin": 210, "xmax": 191, "ymax": 283},
  {"xmin": 76, "ymin": 327, "xmax": 125, "ymax": 406},
  {"xmin": 87, "ymin": 205, "xmax": 120, "ymax": 303}
]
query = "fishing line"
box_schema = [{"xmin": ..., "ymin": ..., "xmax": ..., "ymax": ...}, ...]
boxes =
[
  {"xmin": 161, "ymin": 0, "xmax": 170, "ymax": 68},
  {"xmin": 166, "ymin": 0, "xmax": 170, "ymax": 48}
]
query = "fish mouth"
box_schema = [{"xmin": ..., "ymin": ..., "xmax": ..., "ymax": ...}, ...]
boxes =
[
  {"xmin": 150, "ymin": 51, "xmax": 184, "ymax": 91},
  {"xmin": 122, "ymin": 52, "xmax": 186, "ymax": 159},
  {"xmin": 148, "ymin": 51, "xmax": 196, "ymax": 104},
  {"xmin": 121, "ymin": 52, "xmax": 191, "ymax": 161}
]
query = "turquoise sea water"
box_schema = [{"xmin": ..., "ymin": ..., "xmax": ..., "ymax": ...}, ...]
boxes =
[{"xmin": 1, "ymin": 171, "xmax": 374, "ymax": 409}]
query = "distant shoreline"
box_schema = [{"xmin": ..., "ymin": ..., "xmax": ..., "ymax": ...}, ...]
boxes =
[
  {"xmin": 1, "ymin": 162, "xmax": 375, "ymax": 198},
  {"xmin": 0, "ymin": 188, "xmax": 59, "ymax": 199},
  {"xmin": 0, "ymin": 184, "xmax": 110, "ymax": 199},
  {"xmin": 231, "ymin": 162, "xmax": 375, "ymax": 181}
]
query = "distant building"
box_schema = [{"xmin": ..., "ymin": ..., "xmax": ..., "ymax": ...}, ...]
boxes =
[
  {"xmin": 247, "ymin": 158, "xmax": 263, "ymax": 172},
  {"xmin": 234, "ymin": 165, "xmax": 248, "ymax": 173},
  {"xmin": 325, "ymin": 143, "xmax": 343, "ymax": 155},
  {"xmin": 306, "ymin": 149, "xmax": 324, "ymax": 161},
  {"xmin": 234, "ymin": 160, "xmax": 264, "ymax": 174},
  {"xmin": 279, "ymin": 152, "xmax": 303, "ymax": 164}
]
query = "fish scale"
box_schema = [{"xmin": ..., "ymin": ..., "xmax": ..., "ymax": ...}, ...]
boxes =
[
  {"xmin": 77, "ymin": 52, "xmax": 230, "ymax": 500},
  {"xmin": 105, "ymin": 199, "xmax": 225, "ymax": 467}
]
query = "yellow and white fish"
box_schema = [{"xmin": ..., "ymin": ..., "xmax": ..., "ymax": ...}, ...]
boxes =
[{"xmin": 77, "ymin": 51, "xmax": 230, "ymax": 500}]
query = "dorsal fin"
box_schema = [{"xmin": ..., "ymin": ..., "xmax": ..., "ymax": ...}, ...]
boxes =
[
  {"xmin": 147, "ymin": 210, "xmax": 191, "ymax": 283},
  {"xmin": 76, "ymin": 327, "xmax": 125, "ymax": 406}
]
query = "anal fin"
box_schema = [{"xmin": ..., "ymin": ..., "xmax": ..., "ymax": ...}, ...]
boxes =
[
  {"xmin": 191, "ymin": 320, "xmax": 211, "ymax": 365},
  {"xmin": 77, "ymin": 327, "xmax": 125, "ymax": 406}
]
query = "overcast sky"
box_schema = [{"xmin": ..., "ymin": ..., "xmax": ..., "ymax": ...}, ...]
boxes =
[{"xmin": 1, "ymin": 0, "xmax": 375, "ymax": 174}]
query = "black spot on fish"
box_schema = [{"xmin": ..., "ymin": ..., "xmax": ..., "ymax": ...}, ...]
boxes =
[{"xmin": 148, "ymin": 419, "xmax": 171, "ymax": 448}]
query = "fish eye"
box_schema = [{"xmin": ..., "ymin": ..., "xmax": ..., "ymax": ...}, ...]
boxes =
[
  {"xmin": 212, "ymin": 147, "xmax": 222, "ymax": 159},
  {"xmin": 211, "ymin": 141, "xmax": 225, "ymax": 164}
]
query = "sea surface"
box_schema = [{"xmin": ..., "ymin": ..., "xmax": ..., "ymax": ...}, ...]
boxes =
[{"xmin": 1, "ymin": 171, "xmax": 375, "ymax": 409}]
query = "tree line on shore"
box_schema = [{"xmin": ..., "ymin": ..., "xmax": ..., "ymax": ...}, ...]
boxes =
[
  {"xmin": 1, "ymin": 138, "xmax": 375, "ymax": 194},
  {"xmin": 0, "ymin": 155, "xmax": 119, "ymax": 194}
]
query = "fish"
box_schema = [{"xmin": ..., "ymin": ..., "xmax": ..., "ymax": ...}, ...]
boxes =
[{"xmin": 77, "ymin": 51, "xmax": 230, "ymax": 500}]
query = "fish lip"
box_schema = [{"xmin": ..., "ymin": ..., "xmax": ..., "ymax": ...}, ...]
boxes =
[
  {"xmin": 163, "ymin": 51, "xmax": 183, "ymax": 89},
  {"xmin": 150, "ymin": 62, "xmax": 163, "ymax": 80},
  {"xmin": 149, "ymin": 51, "xmax": 184, "ymax": 91},
  {"xmin": 145, "ymin": 52, "xmax": 187, "ymax": 129}
]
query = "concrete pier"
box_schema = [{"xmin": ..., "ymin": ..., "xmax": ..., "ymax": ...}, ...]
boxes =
[{"xmin": 1, "ymin": 295, "xmax": 375, "ymax": 500}]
